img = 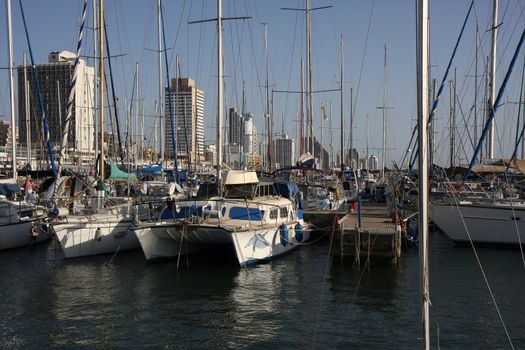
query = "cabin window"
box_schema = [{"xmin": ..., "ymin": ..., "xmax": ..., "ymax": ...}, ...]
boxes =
[
  {"xmin": 280, "ymin": 207, "xmax": 288, "ymax": 218},
  {"xmin": 269, "ymin": 208, "xmax": 278, "ymax": 220},
  {"xmin": 229, "ymin": 207, "xmax": 263, "ymax": 220}
]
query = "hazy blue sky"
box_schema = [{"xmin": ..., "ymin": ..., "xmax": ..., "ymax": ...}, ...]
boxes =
[{"xmin": 1, "ymin": 0, "xmax": 525, "ymax": 167}]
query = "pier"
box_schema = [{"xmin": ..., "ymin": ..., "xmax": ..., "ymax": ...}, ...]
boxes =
[{"xmin": 335, "ymin": 201, "xmax": 401, "ymax": 266}]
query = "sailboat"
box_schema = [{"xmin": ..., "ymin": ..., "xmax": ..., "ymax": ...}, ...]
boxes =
[
  {"xmin": 430, "ymin": 0, "xmax": 525, "ymax": 246},
  {"xmin": 0, "ymin": 0, "xmax": 48, "ymax": 251}
]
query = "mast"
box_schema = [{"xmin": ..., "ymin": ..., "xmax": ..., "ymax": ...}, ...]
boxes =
[
  {"xmin": 157, "ymin": 0, "xmax": 164, "ymax": 168},
  {"xmin": 217, "ymin": 0, "xmax": 223, "ymax": 188},
  {"xmin": 350, "ymin": 88, "xmax": 353, "ymax": 169},
  {"xmin": 365, "ymin": 113, "xmax": 369, "ymax": 171},
  {"xmin": 487, "ymin": 0, "xmax": 499, "ymax": 159},
  {"xmin": 300, "ymin": 57, "xmax": 304, "ymax": 155},
  {"xmin": 93, "ymin": 0, "xmax": 99, "ymax": 168},
  {"xmin": 263, "ymin": 23, "xmax": 271, "ymax": 172},
  {"xmin": 307, "ymin": 0, "xmax": 314, "ymax": 156},
  {"xmin": 99, "ymin": 0, "xmax": 105, "ymax": 179},
  {"xmin": 24, "ymin": 53, "xmax": 31, "ymax": 166},
  {"xmin": 474, "ymin": 22, "xmax": 479, "ymax": 149},
  {"xmin": 417, "ymin": 0, "xmax": 430, "ymax": 348},
  {"xmin": 340, "ymin": 35, "xmax": 344, "ymax": 170},
  {"xmin": 6, "ymin": 0, "xmax": 17, "ymax": 180},
  {"xmin": 381, "ymin": 44, "xmax": 387, "ymax": 182}
]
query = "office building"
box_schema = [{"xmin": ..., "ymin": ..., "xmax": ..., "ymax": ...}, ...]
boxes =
[
  {"xmin": 275, "ymin": 134, "xmax": 295, "ymax": 168},
  {"xmin": 17, "ymin": 50, "xmax": 95, "ymax": 163},
  {"xmin": 165, "ymin": 78, "xmax": 205, "ymax": 165}
]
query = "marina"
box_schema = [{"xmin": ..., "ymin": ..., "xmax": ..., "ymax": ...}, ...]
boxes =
[{"xmin": 1, "ymin": 0, "xmax": 525, "ymax": 348}]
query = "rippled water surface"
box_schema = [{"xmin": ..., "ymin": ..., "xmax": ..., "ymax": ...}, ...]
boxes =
[{"xmin": 0, "ymin": 231, "xmax": 524, "ymax": 349}]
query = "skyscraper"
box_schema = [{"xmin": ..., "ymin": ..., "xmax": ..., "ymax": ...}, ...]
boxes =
[
  {"xmin": 165, "ymin": 78, "xmax": 204, "ymax": 165},
  {"xmin": 275, "ymin": 134, "xmax": 295, "ymax": 168},
  {"xmin": 17, "ymin": 50, "xmax": 95, "ymax": 163}
]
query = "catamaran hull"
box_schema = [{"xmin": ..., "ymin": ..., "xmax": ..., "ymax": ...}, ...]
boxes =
[
  {"xmin": 0, "ymin": 221, "xmax": 48, "ymax": 250},
  {"xmin": 430, "ymin": 203, "xmax": 525, "ymax": 245},
  {"xmin": 230, "ymin": 224, "xmax": 310, "ymax": 266},
  {"xmin": 134, "ymin": 222, "xmax": 310, "ymax": 265},
  {"xmin": 134, "ymin": 224, "xmax": 209, "ymax": 260},
  {"xmin": 53, "ymin": 219, "xmax": 139, "ymax": 258}
]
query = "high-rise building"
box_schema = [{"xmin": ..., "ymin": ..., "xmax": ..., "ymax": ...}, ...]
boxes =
[
  {"xmin": 369, "ymin": 155, "xmax": 379, "ymax": 171},
  {"xmin": 165, "ymin": 78, "xmax": 204, "ymax": 165},
  {"xmin": 17, "ymin": 50, "xmax": 95, "ymax": 163},
  {"xmin": 0, "ymin": 121, "xmax": 10, "ymax": 148},
  {"xmin": 226, "ymin": 108, "xmax": 258, "ymax": 169},
  {"xmin": 275, "ymin": 134, "xmax": 295, "ymax": 168},
  {"xmin": 228, "ymin": 108, "xmax": 242, "ymax": 145}
]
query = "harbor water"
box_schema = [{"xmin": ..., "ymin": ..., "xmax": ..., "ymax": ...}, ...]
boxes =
[{"xmin": 0, "ymin": 231, "xmax": 524, "ymax": 349}]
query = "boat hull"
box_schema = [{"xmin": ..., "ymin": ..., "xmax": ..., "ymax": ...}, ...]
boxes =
[
  {"xmin": 53, "ymin": 218, "xmax": 139, "ymax": 258},
  {"xmin": 0, "ymin": 220, "xmax": 49, "ymax": 250},
  {"xmin": 430, "ymin": 202, "xmax": 525, "ymax": 245},
  {"xmin": 133, "ymin": 221, "xmax": 310, "ymax": 266}
]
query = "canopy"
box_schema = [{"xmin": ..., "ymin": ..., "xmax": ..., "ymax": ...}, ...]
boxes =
[{"xmin": 108, "ymin": 162, "xmax": 137, "ymax": 181}]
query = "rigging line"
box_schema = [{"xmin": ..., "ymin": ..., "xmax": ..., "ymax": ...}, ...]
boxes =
[
  {"xmin": 227, "ymin": 0, "xmax": 240, "ymax": 108},
  {"xmin": 497, "ymin": 1, "xmax": 525, "ymax": 75},
  {"xmin": 311, "ymin": 215, "xmax": 338, "ymax": 349},
  {"xmin": 167, "ymin": 0, "xmax": 188, "ymax": 74},
  {"xmin": 243, "ymin": 0, "xmax": 265, "ymax": 117},
  {"xmin": 112, "ymin": 0, "xmax": 130, "ymax": 99},
  {"xmin": 350, "ymin": 0, "xmax": 375, "ymax": 128},
  {"xmin": 282, "ymin": 4, "xmax": 301, "ymax": 129},
  {"xmin": 447, "ymin": 192, "xmax": 515, "ymax": 349}
]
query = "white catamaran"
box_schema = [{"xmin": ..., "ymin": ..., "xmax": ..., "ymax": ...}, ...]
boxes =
[{"xmin": 133, "ymin": 170, "xmax": 310, "ymax": 266}]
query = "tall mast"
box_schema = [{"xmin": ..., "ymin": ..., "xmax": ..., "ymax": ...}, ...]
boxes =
[
  {"xmin": 157, "ymin": 0, "xmax": 164, "ymax": 168},
  {"xmin": 6, "ymin": 0, "xmax": 17, "ymax": 180},
  {"xmin": 381, "ymin": 44, "xmax": 387, "ymax": 181},
  {"xmin": 300, "ymin": 57, "xmax": 304, "ymax": 155},
  {"xmin": 474, "ymin": 22, "xmax": 479, "ymax": 149},
  {"xmin": 417, "ymin": 0, "xmax": 430, "ymax": 347},
  {"xmin": 217, "ymin": 0, "xmax": 223, "ymax": 189},
  {"xmin": 487, "ymin": 0, "xmax": 499, "ymax": 159},
  {"xmin": 306, "ymin": 0, "xmax": 314, "ymax": 156},
  {"xmin": 93, "ymin": 0, "xmax": 98, "ymax": 165},
  {"xmin": 350, "ymin": 87, "xmax": 353, "ymax": 169},
  {"xmin": 340, "ymin": 34, "xmax": 344, "ymax": 170},
  {"xmin": 24, "ymin": 53, "xmax": 31, "ymax": 165},
  {"xmin": 263, "ymin": 23, "xmax": 271, "ymax": 171},
  {"xmin": 99, "ymin": 0, "xmax": 105, "ymax": 179}
]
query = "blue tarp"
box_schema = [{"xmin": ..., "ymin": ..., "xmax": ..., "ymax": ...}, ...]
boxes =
[
  {"xmin": 273, "ymin": 181, "xmax": 300, "ymax": 198},
  {"xmin": 0, "ymin": 183, "xmax": 21, "ymax": 196}
]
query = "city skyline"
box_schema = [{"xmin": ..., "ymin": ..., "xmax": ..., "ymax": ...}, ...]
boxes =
[{"xmin": 1, "ymin": 1, "xmax": 525, "ymax": 168}]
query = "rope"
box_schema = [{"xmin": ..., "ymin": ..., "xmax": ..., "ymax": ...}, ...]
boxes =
[
  {"xmin": 446, "ymin": 191, "xmax": 515, "ymax": 348},
  {"xmin": 311, "ymin": 210, "xmax": 338, "ymax": 349}
]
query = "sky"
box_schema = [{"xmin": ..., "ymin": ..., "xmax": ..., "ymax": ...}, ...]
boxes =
[{"xmin": 1, "ymin": 0, "xmax": 525, "ymax": 168}]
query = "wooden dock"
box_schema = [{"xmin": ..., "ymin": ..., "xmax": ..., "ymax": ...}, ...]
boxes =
[{"xmin": 335, "ymin": 201, "xmax": 401, "ymax": 266}]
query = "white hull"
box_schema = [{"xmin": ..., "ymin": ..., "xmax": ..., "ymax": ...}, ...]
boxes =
[
  {"xmin": 134, "ymin": 221, "xmax": 310, "ymax": 265},
  {"xmin": 0, "ymin": 220, "xmax": 48, "ymax": 250},
  {"xmin": 430, "ymin": 202, "xmax": 525, "ymax": 245},
  {"xmin": 53, "ymin": 217, "xmax": 139, "ymax": 258},
  {"xmin": 230, "ymin": 223, "xmax": 310, "ymax": 265},
  {"xmin": 134, "ymin": 223, "xmax": 208, "ymax": 260}
]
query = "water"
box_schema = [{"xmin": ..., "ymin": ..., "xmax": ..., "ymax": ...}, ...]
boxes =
[{"xmin": 0, "ymin": 231, "xmax": 524, "ymax": 349}]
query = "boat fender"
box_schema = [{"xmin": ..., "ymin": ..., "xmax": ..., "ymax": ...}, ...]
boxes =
[
  {"xmin": 280, "ymin": 223, "xmax": 289, "ymax": 247},
  {"xmin": 95, "ymin": 227, "xmax": 102, "ymax": 241},
  {"xmin": 295, "ymin": 223, "xmax": 303, "ymax": 243},
  {"xmin": 52, "ymin": 208, "xmax": 69, "ymax": 217},
  {"xmin": 31, "ymin": 226, "xmax": 40, "ymax": 240}
]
